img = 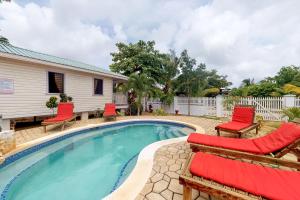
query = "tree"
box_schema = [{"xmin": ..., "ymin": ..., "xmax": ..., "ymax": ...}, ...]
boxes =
[
  {"xmin": 274, "ymin": 65, "xmax": 300, "ymax": 86},
  {"xmin": 206, "ymin": 69, "xmax": 232, "ymax": 88},
  {"xmin": 126, "ymin": 73, "xmax": 156, "ymax": 116},
  {"xmin": 241, "ymin": 78, "xmax": 254, "ymax": 87},
  {"xmin": 159, "ymin": 50, "xmax": 179, "ymax": 105},
  {"xmin": 174, "ymin": 50, "xmax": 206, "ymax": 115},
  {"xmin": 110, "ymin": 40, "xmax": 164, "ymax": 83}
]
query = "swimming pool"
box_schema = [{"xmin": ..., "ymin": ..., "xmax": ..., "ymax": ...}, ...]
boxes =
[{"xmin": 0, "ymin": 121, "xmax": 194, "ymax": 200}]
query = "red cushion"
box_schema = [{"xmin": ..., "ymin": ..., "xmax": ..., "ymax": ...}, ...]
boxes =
[
  {"xmin": 103, "ymin": 103, "xmax": 117, "ymax": 117},
  {"xmin": 190, "ymin": 152, "xmax": 300, "ymax": 200},
  {"xmin": 44, "ymin": 116, "xmax": 72, "ymax": 123},
  {"xmin": 253, "ymin": 122, "xmax": 300, "ymax": 154},
  {"xmin": 44, "ymin": 103, "xmax": 74, "ymax": 123},
  {"xmin": 216, "ymin": 121, "xmax": 252, "ymax": 131},
  {"xmin": 232, "ymin": 106, "xmax": 255, "ymax": 124},
  {"xmin": 188, "ymin": 122, "xmax": 300, "ymax": 154},
  {"xmin": 188, "ymin": 133, "xmax": 259, "ymax": 153}
]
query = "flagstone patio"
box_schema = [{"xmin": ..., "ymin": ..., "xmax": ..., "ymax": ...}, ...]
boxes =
[{"xmin": 4, "ymin": 115, "xmax": 283, "ymax": 200}]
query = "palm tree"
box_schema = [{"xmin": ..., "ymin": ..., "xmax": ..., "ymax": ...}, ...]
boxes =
[{"xmin": 126, "ymin": 73, "xmax": 156, "ymax": 116}]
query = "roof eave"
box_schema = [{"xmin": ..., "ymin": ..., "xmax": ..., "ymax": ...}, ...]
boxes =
[{"xmin": 0, "ymin": 52, "xmax": 128, "ymax": 81}]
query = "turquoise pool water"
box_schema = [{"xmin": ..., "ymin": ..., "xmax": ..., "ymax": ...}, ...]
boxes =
[{"xmin": 0, "ymin": 121, "xmax": 194, "ymax": 200}]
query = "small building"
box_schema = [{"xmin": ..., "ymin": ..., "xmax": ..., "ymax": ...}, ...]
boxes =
[{"xmin": 0, "ymin": 43, "xmax": 128, "ymax": 130}]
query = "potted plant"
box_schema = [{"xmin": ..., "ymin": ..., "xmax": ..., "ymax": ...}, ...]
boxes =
[{"xmin": 46, "ymin": 96, "xmax": 58, "ymax": 116}]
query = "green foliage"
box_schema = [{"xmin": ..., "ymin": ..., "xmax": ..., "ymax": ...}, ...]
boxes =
[
  {"xmin": 0, "ymin": 36, "xmax": 9, "ymax": 44},
  {"xmin": 128, "ymin": 102, "xmax": 143, "ymax": 116},
  {"xmin": 230, "ymin": 65, "xmax": 300, "ymax": 97},
  {"xmin": 125, "ymin": 73, "xmax": 155, "ymax": 115},
  {"xmin": 247, "ymin": 82, "xmax": 277, "ymax": 97},
  {"xmin": 202, "ymin": 88, "xmax": 220, "ymax": 97},
  {"xmin": 223, "ymin": 96, "xmax": 241, "ymax": 110},
  {"xmin": 274, "ymin": 66, "xmax": 300, "ymax": 86},
  {"xmin": 283, "ymin": 84, "xmax": 300, "ymax": 95},
  {"xmin": 46, "ymin": 97, "xmax": 58, "ymax": 115},
  {"xmin": 154, "ymin": 108, "xmax": 167, "ymax": 116},
  {"xmin": 174, "ymin": 50, "xmax": 231, "ymax": 97},
  {"xmin": 110, "ymin": 40, "xmax": 231, "ymax": 105},
  {"xmin": 59, "ymin": 93, "xmax": 73, "ymax": 102},
  {"xmin": 110, "ymin": 40, "xmax": 164, "ymax": 83},
  {"xmin": 282, "ymin": 107, "xmax": 300, "ymax": 121}
]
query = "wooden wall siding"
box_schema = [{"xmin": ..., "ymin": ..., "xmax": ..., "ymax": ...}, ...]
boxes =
[{"xmin": 0, "ymin": 59, "xmax": 113, "ymax": 119}]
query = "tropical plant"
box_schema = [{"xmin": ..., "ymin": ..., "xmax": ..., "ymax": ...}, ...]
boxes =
[
  {"xmin": 0, "ymin": 36, "xmax": 9, "ymax": 44},
  {"xmin": 126, "ymin": 73, "xmax": 156, "ymax": 116},
  {"xmin": 59, "ymin": 93, "xmax": 73, "ymax": 102},
  {"xmin": 282, "ymin": 107, "xmax": 300, "ymax": 121},
  {"xmin": 46, "ymin": 97, "xmax": 58, "ymax": 116}
]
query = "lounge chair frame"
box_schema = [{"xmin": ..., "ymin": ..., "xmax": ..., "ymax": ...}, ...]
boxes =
[
  {"xmin": 216, "ymin": 105, "xmax": 259, "ymax": 137},
  {"xmin": 103, "ymin": 114, "xmax": 117, "ymax": 121},
  {"xmin": 190, "ymin": 138, "xmax": 300, "ymax": 169},
  {"xmin": 179, "ymin": 152, "xmax": 300, "ymax": 200},
  {"xmin": 41, "ymin": 115, "xmax": 76, "ymax": 133}
]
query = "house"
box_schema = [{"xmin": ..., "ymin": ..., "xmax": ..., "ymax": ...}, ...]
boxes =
[{"xmin": 0, "ymin": 43, "xmax": 128, "ymax": 130}]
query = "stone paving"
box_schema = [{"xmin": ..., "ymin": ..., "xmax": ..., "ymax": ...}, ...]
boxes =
[
  {"xmin": 135, "ymin": 142, "xmax": 209, "ymax": 200},
  {"xmin": 5, "ymin": 115, "xmax": 282, "ymax": 200},
  {"xmin": 13, "ymin": 115, "xmax": 223, "ymax": 145}
]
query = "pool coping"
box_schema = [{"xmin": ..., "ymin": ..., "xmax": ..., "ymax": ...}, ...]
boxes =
[
  {"xmin": 0, "ymin": 119, "xmax": 204, "ymax": 200},
  {"xmin": 104, "ymin": 119, "xmax": 204, "ymax": 200}
]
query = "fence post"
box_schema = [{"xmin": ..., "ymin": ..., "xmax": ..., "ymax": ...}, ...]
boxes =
[
  {"xmin": 283, "ymin": 94, "xmax": 296, "ymax": 108},
  {"xmin": 216, "ymin": 95, "xmax": 224, "ymax": 117},
  {"xmin": 173, "ymin": 96, "xmax": 178, "ymax": 114}
]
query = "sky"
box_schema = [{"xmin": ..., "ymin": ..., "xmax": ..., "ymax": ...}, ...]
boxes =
[{"xmin": 0, "ymin": 0, "xmax": 300, "ymax": 87}]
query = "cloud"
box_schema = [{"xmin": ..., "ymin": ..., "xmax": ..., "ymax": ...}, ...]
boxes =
[{"xmin": 1, "ymin": 0, "xmax": 300, "ymax": 86}]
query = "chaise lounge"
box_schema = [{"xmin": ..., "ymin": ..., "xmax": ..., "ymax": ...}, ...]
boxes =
[
  {"xmin": 42, "ymin": 102, "xmax": 76, "ymax": 132},
  {"xmin": 215, "ymin": 105, "xmax": 259, "ymax": 137},
  {"xmin": 188, "ymin": 122, "xmax": 300, "ymax": 166},
  {"xmin": 103, "ymin": 103, "xmax": 117, "ymax": 120},
  {"xmin": 180, "ymin": 152, "xmax": 300, "ymax": 200}
]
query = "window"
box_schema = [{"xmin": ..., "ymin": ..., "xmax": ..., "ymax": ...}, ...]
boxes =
[
  {"xmin": 48, "ymin": 72, "xmax": 64, "ymax": 93},
  {"xmin": 94, "ymin": 78, "xmax": 103, "ymax": 95}
]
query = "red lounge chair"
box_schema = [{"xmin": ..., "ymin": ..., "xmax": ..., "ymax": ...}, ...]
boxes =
[
  {"xmin": 42, "ymin": 103, "xmax": 76, "ymax": 132},
  {"xmin": 216, "ymin": 105, "xmax": 259, "ymax": 137},
  {"xmin": 188, "ymin": 122, "xmax": 300, "ymax": 164},
  {"xmin": 103, "ymin": 103, "xmax": 117, "ymax": 120},
  {"xmin": 179, "ymin": 152, "xmax": 300, "ymax": 200}
]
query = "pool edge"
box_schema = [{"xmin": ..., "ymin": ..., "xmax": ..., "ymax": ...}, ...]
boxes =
[
  {"xmin": 103, "ymin": 119, "xmax": 204, "ymax": 200},
  {"xmin": 1, "ymin": 119, "xmax": 205, "ymax": 200}
]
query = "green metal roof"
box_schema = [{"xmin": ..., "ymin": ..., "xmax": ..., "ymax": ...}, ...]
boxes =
[{"xmin": 0, "ymin": 43, "xmax": 127, "ymax": 79}]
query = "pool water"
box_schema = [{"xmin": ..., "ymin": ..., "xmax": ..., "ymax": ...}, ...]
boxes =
[{"xmin": 0, "ymin": 122, "xmax": 194, "ymax": 200}]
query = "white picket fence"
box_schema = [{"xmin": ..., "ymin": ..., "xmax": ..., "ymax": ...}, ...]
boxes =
[
  {"xmin": 223, "ymin": 97, "xmax": 283, "ymax": 121},
  {"xmin": 147, "ymin": 95, "xmax": 299, "ymax": 121},
  {"xmin": 176, "ymin": 97, "xmax": 216, "ymax": 116}
]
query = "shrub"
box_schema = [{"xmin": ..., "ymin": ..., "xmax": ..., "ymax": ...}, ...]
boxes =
[
  {"xmin": 46, "ymin": 96, "xmax": 58, "ymax": 116},
  {"xmin": 59, "ymin": 93, "xmax": 73, "ymax": 102},
  {"xmin": 283, "ymin": 84, "xmax": 300, "ymax": 96},
  {"xmin": 154, "ymin": 108, "xmax": 167, "ymax": 116},
  {"xmin": 282, "ymin": 107, "xmax": 300, "ymax": 121},
  {"xmin": 127, "ymin": 102, "xmax": 143, "ymax": 115},
  {"xmin": 202, "ymin": 88, "xmax": 220, "ymax": 97}
]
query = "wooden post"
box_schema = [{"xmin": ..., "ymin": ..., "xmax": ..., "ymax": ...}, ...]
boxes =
[{"xmin": 183, "ymin": 185, "xmax": 192, "ymax": 200}]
